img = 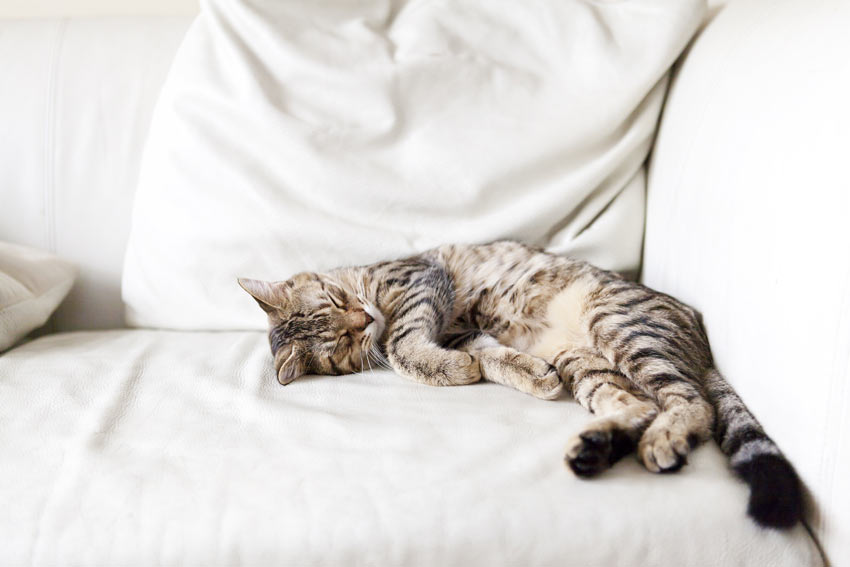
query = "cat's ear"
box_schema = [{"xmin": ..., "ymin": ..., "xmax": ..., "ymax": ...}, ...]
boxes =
[
  {"xmin": 238, "ymin": 277, "xmax": 288, "ymax": 314},
  {"xmin": 274, "ymin": 343, "xmax": 304, "ymax": 385}
]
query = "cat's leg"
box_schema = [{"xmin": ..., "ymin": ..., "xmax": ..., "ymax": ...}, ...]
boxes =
[
  {"xmin": 386, "ymin": 323, "xmax": 481, "ymax": 387},
  {"xmin": 626, "ymin": 358, "xmax": 715, "ymax": 473},
  {"xmin": 445, "ymin": 331, "xmax": 563, "ymax": 400},
  {"xmin": 553, "ymin": 347, "xmax": 659, "ymax": 477},
  {"xmin": 384, "ymin": 267, "xmax": 481, "ymax": 387},
  {"xmin": 587, "ymin": 302, "xmax": 715, "ymax": 473}
]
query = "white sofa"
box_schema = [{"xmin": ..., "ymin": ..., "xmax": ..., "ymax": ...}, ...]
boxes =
[{"xmin": 1, "ymin": 1, "xmax": 846, "ymax": 565}]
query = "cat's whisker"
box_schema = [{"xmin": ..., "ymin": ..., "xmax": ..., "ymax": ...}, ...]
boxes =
[
  {"xmin": 368, "ymin": 342, "xmax": 391, "ymax": 371},
  {"xmin": 371, "ymin": 351, "xmax": 387, "ymax": 371},
  {"xmin": 359, "ymin": 337, "xmax": 370, "ymax": 373}
]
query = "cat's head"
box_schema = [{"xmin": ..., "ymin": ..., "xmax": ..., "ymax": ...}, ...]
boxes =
[{"xmin": 238, "ymin": 272, "xmax": 385, "ymax": 385}]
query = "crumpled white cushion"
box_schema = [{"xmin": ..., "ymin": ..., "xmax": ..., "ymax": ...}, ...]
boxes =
[
  {"xmin": 0, "ymin": 242, "xmax": 75, "ymax": 351},
  {"xmin": 0, "ymin": 330, "xmax": 822, "ymax": 565},
  {"xmin": 123, "ymin": 0, "xmax": 706, "ymax": 330}
]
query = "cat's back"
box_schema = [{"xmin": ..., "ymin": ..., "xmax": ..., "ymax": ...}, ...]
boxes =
[
  {"xmin": 427, "ymin": 241, "xmax": 587, "ymax": 312},
  {"xmin": 430, "ymin": 241, "xmax": 576, "ymax": 284},
  {"xmin": 433, "ymin": 241, "xmax": 539, "ymax": 282}
]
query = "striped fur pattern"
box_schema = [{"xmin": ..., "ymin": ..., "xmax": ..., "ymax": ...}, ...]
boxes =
[{"xmin": 239, "ymin": 241, "xmax": 803, "ymax": 528}]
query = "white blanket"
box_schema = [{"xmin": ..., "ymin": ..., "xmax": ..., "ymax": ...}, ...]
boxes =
[{"xmin": 0, "ymin": 332, "xmax": 821, "ymax": 565}]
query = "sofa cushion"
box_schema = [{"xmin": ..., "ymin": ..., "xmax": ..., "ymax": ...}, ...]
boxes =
[
  {"xmin": 0, "ymin": 241, "xmax": 75, "ymax": 352},
  {"xmin": 0, "ymin": 330, "xmax": 823, "ymax": 565},
  {"xmin": 122, "ymin": 0, "xmax": 705, "ymax": 330}
]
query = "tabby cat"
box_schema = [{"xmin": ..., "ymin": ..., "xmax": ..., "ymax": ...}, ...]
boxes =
[{"xmin": 238, "ymin": 240, "xmax": 803, "ymax": 528}]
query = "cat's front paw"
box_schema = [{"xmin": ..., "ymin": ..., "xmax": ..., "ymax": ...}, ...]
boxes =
[
  {"xmin": 444, "ymin": 352, "xmax": 482, "ymax": 386},
  {"xmin": 389, "ymin": 346, "xmax": 481, "ymax": 387},
  {"xmin": 532, "ymin": 364, "xmax": 563, "ymax": 400},
  {"xmin": 506, "ymin": 352, "xmax": 563, "ymax": 400}
]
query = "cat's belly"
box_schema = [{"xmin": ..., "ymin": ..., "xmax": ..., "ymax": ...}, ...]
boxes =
[{"xmin": 515, "ymin": 276, "xmax": 595, "ymax": 361}]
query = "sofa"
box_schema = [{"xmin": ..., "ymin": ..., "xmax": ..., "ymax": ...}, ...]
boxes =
[{"xmin": 1, "ymin": 0, "xmax": 846, "ymax": 565}]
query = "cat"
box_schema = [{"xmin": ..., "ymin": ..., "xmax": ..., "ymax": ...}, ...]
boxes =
[{"xmin": 238, "ymin": 240, "xmax": 803, "ymax": 529}]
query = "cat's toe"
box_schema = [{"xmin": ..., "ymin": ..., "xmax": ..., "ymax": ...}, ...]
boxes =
[
  {"xmin": 638, "ymin": 424, "xmax": 692, "ymax": 473},
  {"xmin": 509, "ymin": 354, "xmax": 563, "ymax": 400},
  {"xmin": 447, "ymin": 352, "xmax": 482, "ymax": 385},
  {"xmin": 533, "ymin": 366, "xmax": 563, "ymax": 400}
]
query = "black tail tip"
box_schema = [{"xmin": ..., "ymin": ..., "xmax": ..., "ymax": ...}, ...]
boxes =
[{"xmin": 735, "ymin": 454, "xmax": 803, "ymax": 529}]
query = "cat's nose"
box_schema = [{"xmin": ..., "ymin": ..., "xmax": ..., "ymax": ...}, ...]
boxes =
[
  {"xmin": 352, "ymin": 310, "xmax": 373, "ymax": 330},
  {"xmin": 358, "ymin": 311, "xmax": 374, "ymax": 329}
]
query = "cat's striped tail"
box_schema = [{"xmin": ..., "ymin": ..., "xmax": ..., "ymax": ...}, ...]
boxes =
[{"xmin": 702, "ymin": 368, "xmax": 803, "ymax": 528}]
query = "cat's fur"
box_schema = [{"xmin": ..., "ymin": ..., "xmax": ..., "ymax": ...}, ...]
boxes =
[{"xmin": 238, "ymin": 240, "xmax": 803, "ymax": 529}]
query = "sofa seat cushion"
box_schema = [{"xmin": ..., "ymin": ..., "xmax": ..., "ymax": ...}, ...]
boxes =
[{"xmin": 0, "ymin": 331, "xmax": 822, "ymax": 566}]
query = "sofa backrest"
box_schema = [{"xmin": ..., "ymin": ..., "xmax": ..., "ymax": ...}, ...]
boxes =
[{"xmin": 0, "ymin": 17, "xmax": 191, "ymax": 331}]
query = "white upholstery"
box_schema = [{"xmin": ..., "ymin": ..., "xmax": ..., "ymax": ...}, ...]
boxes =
[
  {"xmin": 0, "ymin": 17, "xmax": 191, "ymax": 331},
  {"xmin": 0, "ymin": 331, "xmax": 822, "ymax": 566},
  {"xmin": 644, "ymin": 0, "xmax": 850, "ymax": 564}
]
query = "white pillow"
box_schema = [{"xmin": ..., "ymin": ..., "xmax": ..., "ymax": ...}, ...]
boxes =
[
  {"xmin": 0, "ymin": 242, "xmax": 76, "ymax": 351},
  {"xmin": 123, "ymin": 0, "xmax": 706, "ymax": 330}
]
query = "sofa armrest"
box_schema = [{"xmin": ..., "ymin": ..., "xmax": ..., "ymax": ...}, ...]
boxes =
[{"xmin": 643, "ymin": 1, "xmax": 849, "ymax": 563}]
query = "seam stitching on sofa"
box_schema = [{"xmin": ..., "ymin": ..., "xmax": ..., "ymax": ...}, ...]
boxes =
[
  {"xmin": 816, "ymin": 258, "xmax": 850, "ymax": 559},
  {"xmin": 44, "ymin": 18, "xmax": 68, "ymax": 256}
]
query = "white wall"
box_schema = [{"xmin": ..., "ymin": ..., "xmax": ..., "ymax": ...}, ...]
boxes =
[
  {"xmin": 0, "ymin": 0, "xmax": 198, "ymax": 18},
  {"xmin": 0, "ymin": 0, "xmax": 727, "ymax": 19}
]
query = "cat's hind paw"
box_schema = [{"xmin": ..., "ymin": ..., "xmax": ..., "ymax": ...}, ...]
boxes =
[
  {"xmin": 565, "ymin": 422, "xmax": 636, "ymax": 477},
  {"xmin": 637, "ymin": 415, "xmax": 703, "ymax": 473}
]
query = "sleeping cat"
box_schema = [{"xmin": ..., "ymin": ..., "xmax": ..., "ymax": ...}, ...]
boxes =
[{"xmin": 238, "ymin": 240, "xmax": 803, "ymax": 529}]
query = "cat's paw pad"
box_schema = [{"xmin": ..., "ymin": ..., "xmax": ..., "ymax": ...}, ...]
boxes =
[
  {"xmin": 637, "ymin": 419, "xmax": 697, "ymax": 473},
  {"xmin": 565, "ymin": 430, "xmax": 615, "ymax": 477},
  {"xmin": 565, "ymin": 424, "xmax": 635, "ymax": 477}
]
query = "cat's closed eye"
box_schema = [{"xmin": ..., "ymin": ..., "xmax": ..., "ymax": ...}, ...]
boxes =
[
  {"xmin": 329, "ymin": 295, "xmax": 345, "ymax": 309},
  {"xmin": 335, "ymin": 333, "xmax": 352, "ymax": 352}
]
